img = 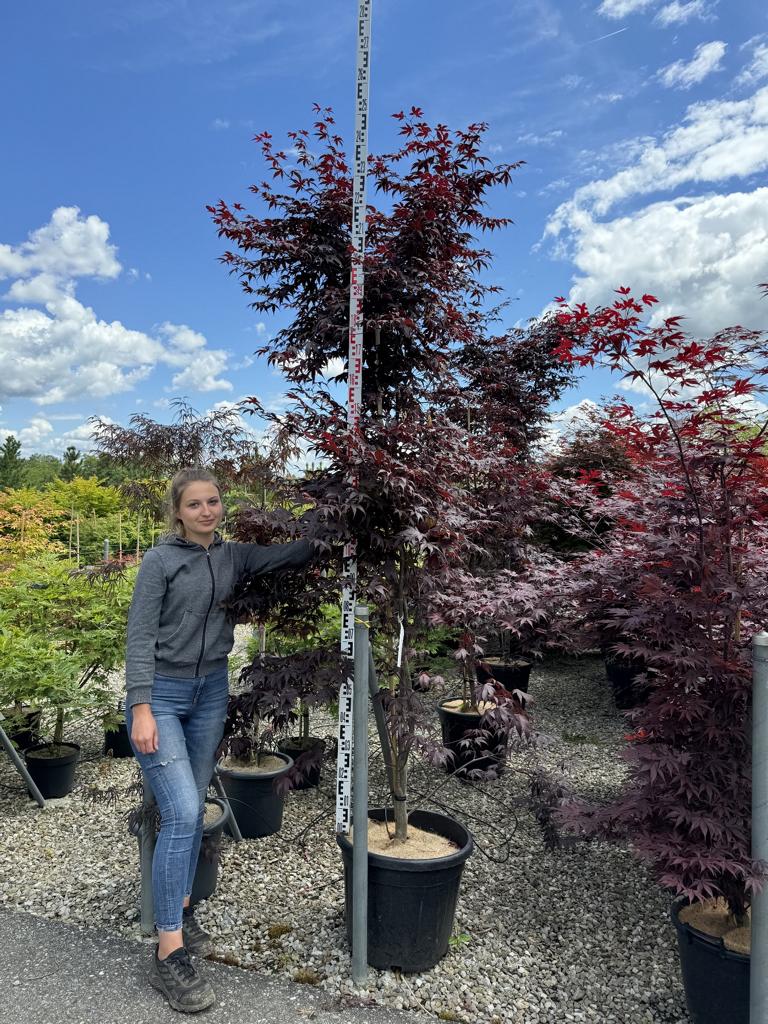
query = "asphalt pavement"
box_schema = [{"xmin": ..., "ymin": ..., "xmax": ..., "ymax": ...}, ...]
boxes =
[{"xmin": 0, "ymin": 908, "xmax": 433, "ymax": 1024}]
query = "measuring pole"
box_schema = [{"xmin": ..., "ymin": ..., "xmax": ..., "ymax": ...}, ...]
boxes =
[{"xmin": 336, "ymin": 0, "xmax": 374, "ymax": 837}]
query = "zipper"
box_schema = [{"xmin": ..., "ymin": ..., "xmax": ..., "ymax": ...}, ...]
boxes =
[{"xmin": 195, "ymin": 550, "xmax": 216, "ymax": 676}]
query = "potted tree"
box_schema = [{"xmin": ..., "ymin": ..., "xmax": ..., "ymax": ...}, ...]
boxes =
[
  {"xmin": 428, "ymin": 558, "xmax": 572, "ymax": 780},
  {"xmin": 555, "ymin": 288, "xmax": 768, "ymax": 1024},
  {"xmin": 216, "ymin": 644, "xmax": 342, "ymax": 832},
  {"xmin": 215, "ymin": 697, "xmax": 294, "ymax": 840},
  {"xmin": 0, "ymin": 555, "xmax": 133, "ymax": 797},
  {"xmin": 208, "ymin": 107, "xmax": 573, "ymax": 970}
]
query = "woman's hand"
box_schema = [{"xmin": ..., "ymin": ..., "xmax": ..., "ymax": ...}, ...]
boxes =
[{"xmin": 131, "ymin": 704, "xmax": 159, "ymax": 754}]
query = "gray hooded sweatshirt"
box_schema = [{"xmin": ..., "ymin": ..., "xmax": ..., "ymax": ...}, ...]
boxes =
[{"xmin": 125, "ymin": 533, "xmax": 313, "ymax": 708}]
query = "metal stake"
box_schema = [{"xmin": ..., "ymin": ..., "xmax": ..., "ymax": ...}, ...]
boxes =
[
  {"xmin": 752, "ymin": 630, "xmax": 768, "ymax": 1022},
  {"xmin": 352, "ymin": 606, "xmax": 370, "ymax": 982},
  {"xmin": 0, "ymin": 716, "xmax": 45, "ymax": 808}
]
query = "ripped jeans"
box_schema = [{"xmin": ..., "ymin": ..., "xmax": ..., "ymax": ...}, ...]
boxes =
[{"xmin": 126, "ymin": 668, "xmax": 229, "ymax": 932}]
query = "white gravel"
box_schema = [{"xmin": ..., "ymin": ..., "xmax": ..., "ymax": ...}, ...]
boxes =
[{"xmin": 0, "ymin": 635, "xmax": 689, "ymax": 1024}]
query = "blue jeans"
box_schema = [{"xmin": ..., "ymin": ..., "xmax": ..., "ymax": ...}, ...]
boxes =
[{"xmin": 127, "ymin": 667, "xmax": 229, "ymax": 932}]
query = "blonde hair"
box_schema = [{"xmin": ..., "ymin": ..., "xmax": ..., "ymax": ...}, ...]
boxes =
[{"xmin": 165, "ymin": 467, "xmax": 222, "ymax": 536}]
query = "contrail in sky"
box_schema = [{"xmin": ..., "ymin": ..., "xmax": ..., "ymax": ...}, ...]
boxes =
[{"xmin": 584, "ymin": 27, "xmax": 628, "ymax": 45}]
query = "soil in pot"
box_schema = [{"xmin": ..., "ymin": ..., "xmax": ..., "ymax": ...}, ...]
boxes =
[
  {"xmin": 24, "ymin": 742, "xmax": 80, "ymax": 798},
  {"xmin": 190, "ymin": 797, "xmax": 230, "ymax": 906},
  {"xmin": 476, "ymin": 657, "xmax": 532, "ymax": 693},
  {"xmin": 437, "ymin": 698, "xmax": 507, "ymax": 780},
  {"xmin": 276, "ymin": 736, "xmax": 324, "ymax": 790},
  {"xmin": 337, "ymin": 808, "xmax": 474, "ymax": 972},
  {"xmin": 672, "ymin": 898, "xmax": 749, "ymax": 1024},
  {"xmin": 218, "ymin": 752, "xmax": 293, "ymax": 839}
]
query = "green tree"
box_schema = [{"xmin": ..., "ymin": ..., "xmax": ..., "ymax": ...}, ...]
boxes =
[
  {"xmin": 22, "ymin": 454, "xmax": 61, "ymax": 488},
  {"xmin": 0, "ymin": 436, "xmax": 24, "ymax": 490},
  {"xmin": 45, "ymin": 476, "xmax": 123, "ymax": 518},
  {"xmin": 60, "ymin": 446, "xmax": 82, "ymax": 482},
  {"xmin": 78, "ymin": 452, "xmax": 144, "ymax": 487}
]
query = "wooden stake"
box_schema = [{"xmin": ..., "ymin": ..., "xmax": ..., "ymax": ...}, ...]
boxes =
[
  {"xmin": 136, "ymin": 515, "xmax": 140, "ymax": 560},
  {"xmin": 69, "ymin": 511, "xmax": 74, "ymax": 561},
  {"xmin": 76, "ymin": 516, "xmax": 80, "ymax": 568},
  {"xmin": 118, "ymin": 512, "xmax": 123, "ymax": 559}
]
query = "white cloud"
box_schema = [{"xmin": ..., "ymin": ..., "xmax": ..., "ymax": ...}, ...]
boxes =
[
  {"xmin": 655, "ymin": 1, "xmax": 712, "ymax": 25},
  {"xmin": 597, "ymin": 0, "xmax": 656, "ymax": 17},
  {"xmin": 3, "ymin": 414, "xmax": 116, "ymax": 457},
  {"xmin": 159, "ymin": 323, "xmax": 232, "ymax": 393},
  {"xmin": 0, "ymin": 209, "xmax": 233, "ymax": 405},
  {"xmin": 211, "ymin": 118, "xmax": 230, "ymax": 130},
  {"xmin": 17, "ymin": 417, "xmax": 55, "ymax": 448},
  {"xmin": 320, "ymin": 356, "xmax": 345, "ymax": 380},
  {"xmin": 518, "ymin": 129, "xmax": 564, "ymax": 146},
  {"xmin": 561, "ymin": 189, "xmax": 768, "ymax": 336},
  {"xmin": 658, "ymin": 40, "xmax": 726, "ymax": 89},
  {"xmin": 0, "ymin": 206, "xmax": 120, "ymax": 283},
  {"xmin": 544, "ymin": 83, "xmax": 768, "ymax": 338},
  {"xmin": 546, "ymin": 86, "xmax": 768, "ymax": 225},
  {"xmin": 737, "ymin": 41, "xmax": 768, "ymax": 88}
]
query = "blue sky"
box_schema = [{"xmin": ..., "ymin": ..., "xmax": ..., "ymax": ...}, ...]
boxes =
[{"xmin": 1, "ymin": 0, "xmax": 767, "ymax": 457}]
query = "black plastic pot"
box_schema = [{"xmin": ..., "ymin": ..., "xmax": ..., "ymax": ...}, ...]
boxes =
[
  {"xmin": 3, "ymin": 706, "xmax": 42, "ymax": 751},
  {"xmin": 217, "ymin": 752, "xmax": 293, "ymax": 839},
  {"xmin": 337, "ymin": 808, "xmax": 474, "ymax": 972},
  {"xmin": 475, "ymin": 658, "xmax": 532, "ymax": 693},
  {"xmin": 671, "ymin": 899, "xmax": 749, "ymax": 1024},
  {"xmin": 437, "ymin": 698, "xmax": 506, "ymax": 779},
  {"xmin": 604, "ymin": 656, "xmax": 650, "ymax": 709},
  {"xmin": 190, "ymin": 797, "xmax": 230, "ymax": 906},
  {"xmin": 24, "ymin": 742, "xmax": 80, "ymax": 798},
  {"xmin": 277, "ymin": 736, "xmax": 324, "ymax": 790},
  {"xmin": 104, "ymin": 720, "xmax": 134, "ymax": 759}
]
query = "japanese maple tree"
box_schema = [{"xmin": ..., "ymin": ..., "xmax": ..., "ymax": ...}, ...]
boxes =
[
  {"xmin": 208, "ymin": 107, "xmax": 574, "ymax": 838},
  {"xmin": 554, "ymin": 288, "xmax": 768, "ymax": 920}
]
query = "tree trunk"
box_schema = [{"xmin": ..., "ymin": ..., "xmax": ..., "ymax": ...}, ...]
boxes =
[{"xmin": 54, "ymin": 708, "xmax": 64, "ymax": 748}]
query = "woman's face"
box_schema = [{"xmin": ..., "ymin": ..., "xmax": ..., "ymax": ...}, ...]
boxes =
[{"xmin": 176, "ymin": 481, "xmax": 223, "ymax": 545}]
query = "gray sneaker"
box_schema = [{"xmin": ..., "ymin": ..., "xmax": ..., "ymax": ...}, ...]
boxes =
[
  {"xmin": 149, "ymin": 946, "xmax": 216, "ymax": 1013},
  {"xmin": 182, "ymin": 908, "xmax": 214, "ymax": 957}
]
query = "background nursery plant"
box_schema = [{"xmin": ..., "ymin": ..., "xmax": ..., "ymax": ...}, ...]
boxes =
[{"xmin": 554, "ymin": 287, "xmax": 768, "ymax": 925}]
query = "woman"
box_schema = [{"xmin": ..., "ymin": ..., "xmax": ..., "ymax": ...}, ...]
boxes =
[{"xmin": 126, "ymin": 467, "xmax": 313, "ymax": 1013}]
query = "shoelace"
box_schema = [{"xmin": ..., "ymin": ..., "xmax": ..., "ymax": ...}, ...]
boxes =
[
  {"xmin": 184, "ymin": 914, "xmax": 203, "ymax": 935},
  {"xmin": 166, "ymin": 948, "xmax": 197, "ymax": 982}
]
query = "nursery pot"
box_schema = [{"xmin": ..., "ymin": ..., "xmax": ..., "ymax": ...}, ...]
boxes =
[
  {"xmin": 190, "ymin": 797, "xmax": 231, "ymax": 906},
  {"xmin": 336, "ymin": 808, "xmax": 474, "ymax": 972},
  {"xmin": 604, "ymin": 655, "xmax": 649, "ymax": 710},
  {"xmin": 277, "ymin": 736, "xmax": 324, "ymax": 790},
  {"xmin": 104, "ymin": 720, "xmax": 134, "ymax": 759},
  {"xmin": 475, "ymin": 657, "xmax": 532, "ymax": 693},
  {"xmin": 24, "ymin": 742, "xmax": 80, "ymax": 798},
  {"xmin": 217, "ymin": 752, "xmax": 293, "ymax": 839},
  {"xmin": 3, "ymin": 706, "xmax": 42, "ymax": 751},
  {"xmin": 437, "ymin": 698, "xmax": 507, "ymax": 779},
  {"xmin": 671, "ymin": 899, "xmax": 749, "ymax": 1024}
]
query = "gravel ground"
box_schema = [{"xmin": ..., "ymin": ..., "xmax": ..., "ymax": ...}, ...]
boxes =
[{"xmin": 0, "ymin": 635, "xmax": 689, "ymax": 1024}]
